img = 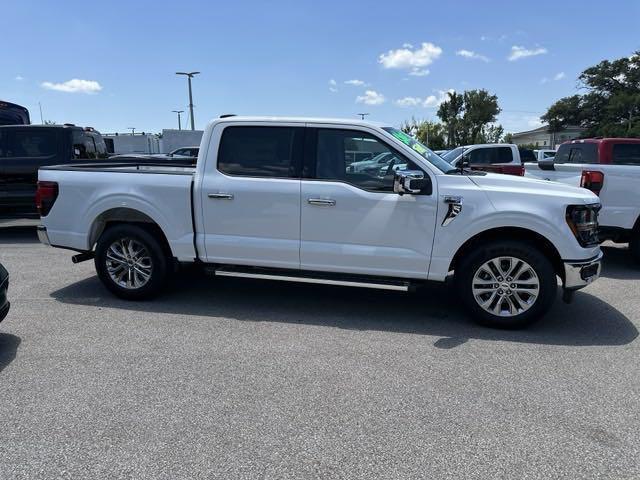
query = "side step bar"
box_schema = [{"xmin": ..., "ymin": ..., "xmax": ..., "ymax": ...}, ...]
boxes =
[{"xmin": 213, "ymin": 268, "xmax": 410, "ymax": 292}]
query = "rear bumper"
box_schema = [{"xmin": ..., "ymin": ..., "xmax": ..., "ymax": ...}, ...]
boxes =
[
  {"xmin": 37, "ymin": 225, "xmax": 51, "ymax": 246},
  {"xmin": 563, "ymin": 252, "xmax": 603, "ymax": 290}
]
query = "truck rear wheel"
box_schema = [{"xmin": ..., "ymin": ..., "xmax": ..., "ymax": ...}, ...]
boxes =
[
  {"xmin": 456, "ymin": 241, "xmax": 557, "ymax": 329},
  {"xmin": 95, "ymin": 224, "xmax": 169, "ymax": 300}
]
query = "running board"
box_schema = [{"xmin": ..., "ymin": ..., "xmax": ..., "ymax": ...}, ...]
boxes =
[{"xmin": 213, "ymin": 268, "xmax": 410, "ymax": 291}]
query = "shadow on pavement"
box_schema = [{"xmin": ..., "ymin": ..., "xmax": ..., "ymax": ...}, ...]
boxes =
[
  {"xmin": 600, "ymin": 245, "xmax": 640, "ymax": 280},
  {"xmin": 50, "ymin": 269, "xmax": 638, "ymax": 348},
  {"xmin": 0, "ymin": 333, "xmax": 21, "ymax": 373},
  {"xmin": 0, "ymin": 226, "xmax": 40, "ymax": 245}
]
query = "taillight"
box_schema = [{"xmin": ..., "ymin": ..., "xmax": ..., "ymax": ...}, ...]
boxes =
[
  {"xmin": 580, "ymin": 170, "xmax": 604, "ymax": 195},
  {"xmin": 35, "ymin": 181, "xmax": 59, "ymax": 217}
]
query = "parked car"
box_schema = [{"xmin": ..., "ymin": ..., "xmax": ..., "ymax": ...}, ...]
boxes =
[
  {"xmin": 526, "ymin": 138, "xmax": 640, "ymax": 261},
  {"xmin": 534, "ymin": 149, "xmax": 556, "ymax": 162},
  {"xmin": 0, "ymin": 124, "xmax": 108, "ymax": 218},
  {"xmin": 348, "ymin": 152, "xmax": 397, "ymax": 174},
  {"xmin": 169, "ymin": 146, "xmax": 199, "ymax": 158},
  {"xmin": 0, "ymin": 262, "xmax": 9, "ymax": 323},
  {"xmin": 442, "ymin": 144, "xmax": 525, "ymax": 176},
  {"xmin": 37, "ymin": 116, "xmax": 602, "ymax": 329},
  {"xmin": 0, "ymin": 101, "xmax": 30, "ymax": 126}
]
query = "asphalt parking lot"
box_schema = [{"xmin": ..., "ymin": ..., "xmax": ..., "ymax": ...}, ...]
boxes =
[{"xmin": 0, "ymin": 226, "xmax": 638, "ymax": 479}]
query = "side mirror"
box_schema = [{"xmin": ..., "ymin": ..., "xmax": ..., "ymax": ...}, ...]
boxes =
[
  {"xmin": 538, "ymin": 157, "xmax": 555, "ymax": 171},
  {"xmin": 394, "ymin": 170, "xmax": 431, "ymax": 195}
]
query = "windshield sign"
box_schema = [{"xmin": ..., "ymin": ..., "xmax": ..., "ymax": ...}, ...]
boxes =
[{"xmin": 383, "ymin": 127, "xmax": 455, "ymax": 173}]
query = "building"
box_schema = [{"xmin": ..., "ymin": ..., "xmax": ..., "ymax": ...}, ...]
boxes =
[
  {"xmin": 160, "ymin": 129, "xmax": 203, "ymax": 153},
  {"xmin": 103, "ymin": 133, "xmax": 161, "ymax": 154},
  {"xmin": 511, "ymin": 125, "xmax": 586, "ymax": 148}
]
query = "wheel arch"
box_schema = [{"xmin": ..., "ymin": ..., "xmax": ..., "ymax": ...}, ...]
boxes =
[
  {"xmin": 88, "ymin": 207, "xmax": 173, "ymax": 259},
  {"xmin": 448, "ymin": 227, "xmax": 564, "ymax": 279}
]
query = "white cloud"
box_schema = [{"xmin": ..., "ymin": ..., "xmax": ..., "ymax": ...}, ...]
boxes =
[
  {"xmin": 423, "ymin": 89, "xmax": 454, "ymax": 108},
  {"xmin": 356, "ymin": 90, "xmax": 385, "ymax": 106},
  {"xmin": 328, "ymin": 79, "xmax": 338, "ymax": 92},
  {"xmin": 480, "ymin": 36, "xmax": 487, "ymax": 41},
  {"xmin": 408, "ymin": 68, "xmax": 430, "ymax": 77},
  {"xmin": 15, "ymin": 75, "xmax": 24, "ymax": 81},
  {"xmin": 456, "ymin": 49, "xmax": 489, "ymax": 62},
  {"xmin": 41, "ymin": 78, "xmax": 102, "ymax": 94},
  {"xmin": 395, "ymin": 97, "xmax": 423, "ymax": 107},
  {"xmin": 379, "ymin": 42, "xmax": 443, "ymax": 70},
  {"xmin": 508, "ymin": 45, "xmax": 548, "ymax": 61},
  {"xmin": 402, "ymin": 43, "xmax": 413, "ymax": 49},
  {"xmin": 344, "ymin": 79, "xmax": 366, "ymax": 86},
  {"xmin": 541, "ymin": 72, "xmax": 566, "ymax": 84},
  {"xmin": 393, "ymin": 89, "xmax": 454, "ymax": 109},
  {"xmin": 527, "ymin": 117, "xmax": 543, "ymax": 128}
]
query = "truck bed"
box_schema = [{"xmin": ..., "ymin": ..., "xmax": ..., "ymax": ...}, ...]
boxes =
[{"xmin": 38, "ymin": 163, "xmax": 197, "ymax": 261}]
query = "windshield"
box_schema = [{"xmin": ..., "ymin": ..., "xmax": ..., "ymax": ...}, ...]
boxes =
[
  {"xmin": 442, "ymin": 147, "xmax": 464, "ymax": 163},
  {"xmin": 382, "ymin": 127, "xmax": 456, "ymax": 173}
]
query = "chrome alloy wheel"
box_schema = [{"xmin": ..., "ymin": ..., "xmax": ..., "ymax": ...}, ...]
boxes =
[
  {"xmin": 105, "ymin": 238, "xmax": 153, "ymax": 289},
  {"xmin": 471, "ymin": 256, "xmax": 540, "ymax": 317}
]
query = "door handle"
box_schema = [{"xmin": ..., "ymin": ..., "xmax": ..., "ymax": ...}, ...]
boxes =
[
  {"xmin": 208, "ymin": 193, "xmax": 234, "ymax": 200},
  {"xmin": 307, "ymin": 198, "xmax": 336, "ymax": 207}
]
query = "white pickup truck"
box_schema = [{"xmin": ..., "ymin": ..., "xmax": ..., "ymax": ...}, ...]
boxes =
[
  {"xmin": 526, "ymin": 138, "xmax": 640, "ymax": 261},
  {"xmin": 37, "ymin": 117, "xmax": 603, "ymax": 328}
]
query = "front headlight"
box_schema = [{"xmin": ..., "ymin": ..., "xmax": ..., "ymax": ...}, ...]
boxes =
[{"xmin": 566, "ymin": 203, "xmax": 601, "ymax": 247}]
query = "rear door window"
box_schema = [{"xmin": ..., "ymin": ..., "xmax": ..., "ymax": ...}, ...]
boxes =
[
  {"xmin": 6, "ymin": 129, "xmax": 57, "ymax": 157},
  {"xmin": 217, "ymin": 126, "xmax": 303, "ymax": 178},
  {"xmin": 612, "ymin": 143, "xmax": 640, "ymax": 165},
  {"xmin": 468, "ymin": 147, "xmax": 513, "ymax": 164},
  {"xmin": 555, "ymin": 144, "xmax": 598, "ymax": 164}
]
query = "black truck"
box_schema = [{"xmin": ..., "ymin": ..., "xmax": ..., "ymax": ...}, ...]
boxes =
[
  {"xmin": 0, "ymin": 101, "xmax": 30, "ymax": 126},
  {"xmin": 0, "ymin": 124, "xmax": 108, "ymax": 218}
]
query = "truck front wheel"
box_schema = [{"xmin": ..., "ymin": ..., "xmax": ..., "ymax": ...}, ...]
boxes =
[
  {"xmin": 456, "ymin": 241, "xmax": 557, "ymax": 329},
  {"xmin": 95, "ymin": 224, "xmax": 169, "ymax": 300}
]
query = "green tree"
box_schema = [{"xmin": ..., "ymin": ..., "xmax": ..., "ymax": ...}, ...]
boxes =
[
  {"xmin": 541, "ymin": 51, "xmax": 640, "ymax": 137},
  {"xmin": 503, "ymin": 132, "xmax": 514, "ymax": 144},
  {"xmin": 479, "ymin": 124, "xmax": 504, "ymax": 143},
  {"xmin": 437, "ymin": 91, "xmax": 464, "ymax": 147},
  {"xmin": 437, "ymin": 89, "xmax": 501, "ymax": 146},
  {"xmin": 401, "ymin": 118, "xmax": 447, "ymax": 150}
]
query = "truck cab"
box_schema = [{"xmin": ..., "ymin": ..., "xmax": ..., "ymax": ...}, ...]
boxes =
[{"xmin": 442, "ymin": 144, "xmax": 525, "ymax": 176}]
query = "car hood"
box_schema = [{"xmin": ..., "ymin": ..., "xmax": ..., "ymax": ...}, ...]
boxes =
[{"xmin": 468, "ymin": 172, "xmax": 600, "ymax": 205}]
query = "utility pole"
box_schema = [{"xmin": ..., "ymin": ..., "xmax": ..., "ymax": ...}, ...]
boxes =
[
  {"xmin": 176, "ymin": 71, "xmax": 200, "ymax": 130},
  {"xmin": 357, "ymin": 113, "xmax": 370, "ymax": 120},
  {"xmin": 172, "ymin": 110, "xmax": 184, "ymax": 130},
  {"xmin": 38, "ymin": 102, "xmax": 44, "ymax": 124}
]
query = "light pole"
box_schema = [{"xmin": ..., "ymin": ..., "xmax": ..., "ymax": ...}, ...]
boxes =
[
  {"xmin": 172, "ymin": 110, "xmax": 184, "ymax": 130},
  {"xmin": 176, "ymin": 71, "xmax": 200, "ymax": 130},
  {"xmin": 357, "ymin": 113, "xmax": 369, "ymax": 120},
  {"xmin": 128, "ymin": 127, "xmax": 136, "ymax": 135}
]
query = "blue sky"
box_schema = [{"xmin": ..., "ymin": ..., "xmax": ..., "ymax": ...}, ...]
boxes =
[{"xmin": 2, "ymin": 0, "xmax": 639, "ymax": 134}]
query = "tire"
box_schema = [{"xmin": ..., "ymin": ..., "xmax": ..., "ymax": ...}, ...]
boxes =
[
  {"xmin": 455, "ymin": 240, "xmax": 557, "ymax": 329},
  {"xmin": 94, "ymin": 224, "xmax": 169, "ymax": 300},
  {"xmin": 630, "ymin": 228, "xmax": 640, "ymax": 264}
]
